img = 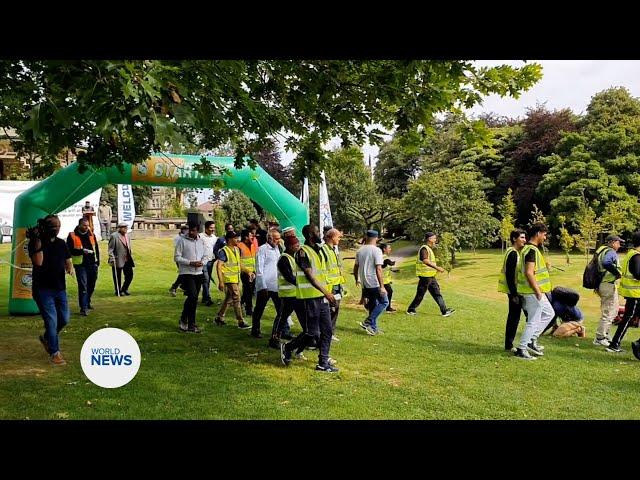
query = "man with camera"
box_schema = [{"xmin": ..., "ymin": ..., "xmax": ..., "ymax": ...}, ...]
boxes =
[
  {"xmin": 67, "ymin": 218, "xmax": 100, "ymax": 316},
  {"xmin": 27, "ymin": 214, "xmax": 73, "ymax": 366}
]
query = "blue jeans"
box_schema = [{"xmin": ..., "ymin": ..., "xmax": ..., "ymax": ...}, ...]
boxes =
[
  {"xmin": 74, "ymin": 263, "xmax": 98, "ymax": 310},
  {"xmin": 363, "ymin": 287, "xmax": 389, "ymax": 331},
  {"xmin": 202, "ymin": 260, "xmax": 214, "ymax": 301},
  {"xmin": 33, "ymin": 288, "xmax": 70, "ymax": 355}
]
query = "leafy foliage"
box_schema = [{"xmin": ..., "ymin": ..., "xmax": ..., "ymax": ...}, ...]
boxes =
[{"xmin": 0, "ymin": 60, "xmax": 541, "ymax": 175}]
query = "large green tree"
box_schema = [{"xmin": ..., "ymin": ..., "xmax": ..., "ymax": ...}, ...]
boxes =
[
  {"xmin": 0, "ymin": 60, "xmax": 541, "ymax": 175},
  {"xmin": 537, "ymin": 88, "xmax": 640, "ymax": 227},
  {"xmin": 293, "ymin": 146, "xmax": 393, "ymax": 234},
  {"xmin": 221, "ymin": 191, "xmax": 258, "ymax": 230},
  {"xmin": 400, "ymin": 169, "xmax": 499, "ymax": 262}
]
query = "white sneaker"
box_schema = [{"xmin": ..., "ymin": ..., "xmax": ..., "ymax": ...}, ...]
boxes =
[
  {"xmin": 328, "ymin": 357, "xmax": 338, "ymax": 366},
  {"xmin": 295, "ymin": 352, "xmax": 307, "ymax": 360},
  {"xmin": 332, "ymin": 335, "xmax": 340, "ymax": 342},
  {"xmin": 593, "ymin": 337, "xmax": 611, "ymax": 347}
]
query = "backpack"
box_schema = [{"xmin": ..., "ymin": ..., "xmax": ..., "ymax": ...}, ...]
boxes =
[{"xmin": 582, "ymin": 250, "xmax": 604, "ymax": 289}]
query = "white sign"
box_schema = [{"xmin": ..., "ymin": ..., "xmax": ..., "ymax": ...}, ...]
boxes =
[
  {"xmin": 0, "ymin": 181, "xmax": 102, "ymax": 241},
  {"xmin": 117, "ymin": 184, "xmax": 135, "ymax": 230},
  {"xmin": 80, "ymin": 328, "xmax": 141, "ymax": 389}
]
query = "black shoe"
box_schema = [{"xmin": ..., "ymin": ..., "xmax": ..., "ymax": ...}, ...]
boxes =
[
  {"xmin": 280, "ymin": 343, "xmax": 292, "ymax": 366},
  {"xmin": 526, "ymin": 342, "xmax": 544, "ymax": 356},
  {"xmin": 251, "ymin": 331, "xmax": 263, "ymax": 339},
  {"xmin": 238, "ymin": 322, "xmax": 251, "ymax": 330},
  {"xmin": 315, "ymin": 363, "xmax": 339, "ymax": 373},
  {"xmin": 179, "ymin": 318, "xmax": 188, "ymax": 332},
  {"xmin": 268, "ymin": 338, "xmax": 281, "ymax": 349},
  {"xmin": 122, "ymin": 291, "xmax": 131, "ymax": 296},
  {"xmin": 87, "ymin": 304, "xmax": 94, "ymax": 310},
  {"xmin": 187, "ymin": 324, "xmax": 202, "ymax": 333},
  {"xmin": 442, "ymin": 309, "xmax": 455, "ymax": 317},
  {"xmin": 205, "ymin": 300, "xmax": 214, "ymax": 306},
  {"xmin": 632, "ymin": 340, "xmax": 640, "ymax": 361},
  {"xmin": 606, "ymin": 345, "xmax": 624, "ymax": 353},
  {"xmin": 80, "ymin": 309, "xmax": 88, "ymax": 316},
  {"xmin": 514, "ymin": 348, "xmax": 536, "ymax": 360},
  {"xmin": 214, "ymin": 317, "xmax": 226, "ymax": 326}
]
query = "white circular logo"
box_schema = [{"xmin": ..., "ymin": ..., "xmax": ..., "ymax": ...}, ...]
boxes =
[{"xmin": 80, "ymin": 328, "xmax": 141, "ymax": 388}]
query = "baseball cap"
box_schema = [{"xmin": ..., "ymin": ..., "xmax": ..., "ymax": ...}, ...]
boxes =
[
  {"xmin": 606, "ymin": 234, "xmax": 624, "ymax": 244},
  {"xmin": 366, "ymin": 230, "xmax": 379, "ymax": 238},
  {"xmin": 225, "ymin": 230, "xmax": 240, "ymax": 240}
]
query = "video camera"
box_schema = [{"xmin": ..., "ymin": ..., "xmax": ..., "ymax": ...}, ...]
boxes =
[{"xmin": 25, "ymin": 217, "xmax": 57, "ymax": 240}]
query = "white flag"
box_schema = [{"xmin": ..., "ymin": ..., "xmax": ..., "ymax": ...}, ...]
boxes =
[
  {"xmin": 319, "ymin": 170, "xmax": 333, "ymax": 232},
  {"xmin": 117, "ymin": 184, "xmax": 135, "ymax": 230},
  {"xmin": 300, "ymin": 177, "xmax": 309, "ymax": 210}
]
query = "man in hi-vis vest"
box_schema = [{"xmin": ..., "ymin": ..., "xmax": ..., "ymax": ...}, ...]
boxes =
[
  {"xmin": 407, "ymin": 232, "xmax": 454, "ymax": 317},
  {"xmin": 66, "ymin": 217, "xmax": 99, "ymax": 316},
  {"xmin": 497, "ymin": 229, "xmax": 527, "ymax": 351},
  {"xmin": 593, "ymin": 234, "xmax": 623, "ymax": 347},
  {"xmin": 215, "ymin": 230, "xmax": 251, "ymax": 329},
  {"xmin": 280, "ymin": 224, "xmax": 338, "ymax": 372},
  {"xmin": 514, "ymin": 223, "xmax": 552, "ymax": 360},
  {"xmin": 608, "ymin": 231, "xmax": 640, "ymax": 355}
]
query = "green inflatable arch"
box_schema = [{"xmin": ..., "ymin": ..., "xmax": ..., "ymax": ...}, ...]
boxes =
[{"xmin": 9, "ymin": 154, "xmax": 309, "ymax": 315}]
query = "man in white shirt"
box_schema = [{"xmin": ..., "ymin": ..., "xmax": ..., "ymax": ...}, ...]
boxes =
[
  {"xmin": 174, "ymin": 222, "xmax": 207, "ymax": 333},
  {"xmin": 251, "ymin": 228, "xmax": 283, "ymax": 338},
  {"xmin": 169, "ymin": 225, "xmax": 188, "ymax": 296},
  {"xmin": 354, "ymin": 230, "xmax": 389, "ymax": 335},
  {"xmin": 201, "ymin": 220, "xmax": 217, "ymax": 306}
]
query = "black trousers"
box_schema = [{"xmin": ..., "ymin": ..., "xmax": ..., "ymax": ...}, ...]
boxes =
[
  {"xmin": 272, "ymin": 296, "xmax": 304, "ymax": 339},
  {"xmin": 114, "ymin": 260, "xmax": 134, "ymax": 294},
  {"xmin": 408, "ymin": 276, "xmax": 447, "ymax": 314},
  {"xmin": 171, "ymin": 262, "xmax": 182, "ymax": 290},
  {"xmin": 610, "ymin": 297, "xmax": 640, "ymax": 349},
  {"xmin": 384, "ymin": 283, "xmax": 393, "ymax": 310},
  {"xmin": 505, "ymin": 294, "xmax": 523, "ymax": 349},
  {"xmin": 240, "ymin": 272, "xmax": 255, "ymax": 315},
  {"xmin": 181, "ymin": 274, "xmax": 204, "ymax": 326},
  {"xmin": 285, "ymin": 297, "xmax": 332, "ymax": 365},
  {"xmin": 252, "ymin": 289, "xmax": 281, "ymax": 334},
  {"xmin": 74, "ymin": 263, "xmax": 98, "ymax": 310}
]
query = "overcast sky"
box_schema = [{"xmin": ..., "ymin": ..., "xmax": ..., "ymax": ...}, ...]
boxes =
[{"xmin": 198, "ymin": 61, "xmax": 640, "ymax": 204}]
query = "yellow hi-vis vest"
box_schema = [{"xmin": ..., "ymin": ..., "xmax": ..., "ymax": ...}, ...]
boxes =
[
  {"xmin": 297, "ymin": 244, "xmax": 327, "ymax": 299},
  {"xmin": 619, "ymin": 249, "xmax": 640, "ymax": 298},
  {"xmin": 416, "ymin": 245, "xmax": 437, "ymax": 277},
  {"xmin": 596, "ymin": 245, "xmax": 620, "ymax": 284},
  {"xmin": 278, "ymin": 253, "xmax": 298, "ymax": 298},
  {"xmin": 322, "ymin": 243, "xmax": 345, "ymax": 287},
  {"xmin": 69, "ymin": 231, "xmax": 96, "ymax": 265},
  {"xmin": 382, "ymin": 254, "xmax": 392, "ymax": 285},
  {"xmin": 517, "ymin": 244, "xmax": 551, "ymax": 294},
  {"xmin": 237, "ymin": 242, "xmax": 257, "ymax": 273},
  {"xmin": 221, "ymin": 245, "xmax": 241, "ymax": 284},
  {"xmin": 497, "ymin": 247, "xmax": 518, "ymax": 293}
]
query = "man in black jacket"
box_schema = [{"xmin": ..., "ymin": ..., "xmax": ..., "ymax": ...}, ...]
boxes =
[
  {"xmin": 66, "ymin": 218, "xmax": 100, "ymax": 316},
  {"xmin": 497, "ymin": 229, "xmax": 527, "ymax": 351}
]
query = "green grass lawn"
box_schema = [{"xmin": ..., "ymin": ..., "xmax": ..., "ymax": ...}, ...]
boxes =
[{"xmin": 1, "ymin": 240, "xmax": 639, "ymax": 419}]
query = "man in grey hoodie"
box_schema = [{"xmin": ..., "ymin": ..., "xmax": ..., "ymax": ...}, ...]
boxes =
[{"xmin": 175, "ymin": 222, "xmax": 207, "ymax": 333}]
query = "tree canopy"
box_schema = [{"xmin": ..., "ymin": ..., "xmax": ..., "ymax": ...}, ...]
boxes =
[{"xmin": 0, "ymin": 60, "xmax": 541, "ymax": 174}]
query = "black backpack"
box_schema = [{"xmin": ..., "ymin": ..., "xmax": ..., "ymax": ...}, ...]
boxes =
[{"xmin": 582, "ymin": 249, "xmax": 605, "ymax": 289}]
